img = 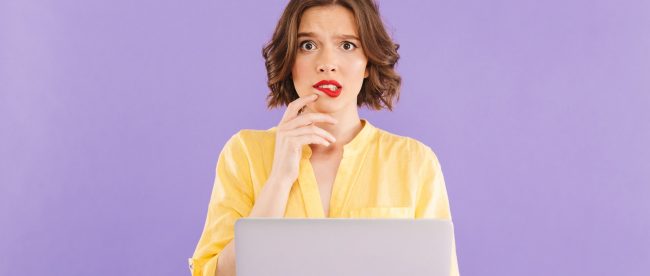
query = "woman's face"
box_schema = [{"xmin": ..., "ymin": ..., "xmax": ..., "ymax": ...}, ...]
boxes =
[{"xmin": 291, "ymin": 5, "xmax": 368, "ymax": 114}]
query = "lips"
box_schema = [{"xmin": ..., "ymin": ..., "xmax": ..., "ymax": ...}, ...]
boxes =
[{"xmin": 312, "ymin": 80, "xmax": 342, "ymax": 97}]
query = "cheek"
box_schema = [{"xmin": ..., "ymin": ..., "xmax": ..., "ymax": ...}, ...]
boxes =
[
  {"xmin": 292, "ymin": 58, "xmax": 310, "ymax": 82},
  {"xmin": 346, "ymin": 56, "xmax": 368, "ymax": 75}
]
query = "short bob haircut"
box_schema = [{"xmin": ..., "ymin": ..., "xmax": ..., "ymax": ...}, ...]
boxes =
[{"xmin": 263, "ymin": 0, "xmax": 401, "ymax": 111}]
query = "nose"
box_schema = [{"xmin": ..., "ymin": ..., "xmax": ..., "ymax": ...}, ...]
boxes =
[
  {"xmin": 316, "ymin": 48, "xmax": 337, "ymax": 73},
  {"xmin": 317, "ymin": 63, "xmax": 336, "ymax": 73}
]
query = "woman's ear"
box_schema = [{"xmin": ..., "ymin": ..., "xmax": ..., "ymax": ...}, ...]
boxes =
[{"xmin": 364, "ymin": 66, "xmax": 369, "ymax": 78}]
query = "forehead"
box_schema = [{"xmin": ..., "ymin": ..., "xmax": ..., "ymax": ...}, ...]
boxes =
[{"xmin": 298, "ymin": 5, "xmax": 358, "ymax": 36}]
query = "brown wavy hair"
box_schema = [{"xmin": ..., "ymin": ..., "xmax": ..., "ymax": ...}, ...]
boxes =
[{"xmin": 262, "ymin": 0, "xmax": 401, "ymax": 111}]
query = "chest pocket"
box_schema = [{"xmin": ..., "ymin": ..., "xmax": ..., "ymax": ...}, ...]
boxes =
[{"xmin": 347, "ymin": 207, "xmax": 415, "ymax": 218}]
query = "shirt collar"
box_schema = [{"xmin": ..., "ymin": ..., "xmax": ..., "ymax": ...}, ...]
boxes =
[{"xmin": 301, "ymin": 118, "xmax": 377, "ymax": 159}]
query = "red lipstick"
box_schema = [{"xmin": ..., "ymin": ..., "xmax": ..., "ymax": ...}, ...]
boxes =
[{"xmin": 312, "ymin": 80, "xmax": 342, "ymax": 97}]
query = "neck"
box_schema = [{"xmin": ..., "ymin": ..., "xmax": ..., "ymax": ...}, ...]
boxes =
[{"xmin": 308, "ymin": 108, "xmax": 363, "ymax": 155}]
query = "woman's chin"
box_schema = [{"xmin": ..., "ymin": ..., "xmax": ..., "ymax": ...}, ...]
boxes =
[{"xmin": 309, "ymin": 101, "xmax": 341, "ymax": 114}]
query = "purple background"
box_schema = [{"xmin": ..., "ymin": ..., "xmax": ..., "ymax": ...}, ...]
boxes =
[{"xmin": 1, "ymin": 0, "xmax": 649, "ymax": 275}]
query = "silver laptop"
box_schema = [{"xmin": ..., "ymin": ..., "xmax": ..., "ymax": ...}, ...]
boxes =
[{"xmin": 235, "ymin": 218, "xmax": 454, "ymax": 276}]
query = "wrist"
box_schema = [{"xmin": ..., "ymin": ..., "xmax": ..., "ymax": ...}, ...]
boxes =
[{"xmin": 267, "ymin": 173, "xmax": 294, "ymax": 188}]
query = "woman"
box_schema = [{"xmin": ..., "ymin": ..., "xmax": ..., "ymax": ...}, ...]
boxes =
[{"xmin": 189, "ymin": 1, "xmax": 459, "ymax": 275}]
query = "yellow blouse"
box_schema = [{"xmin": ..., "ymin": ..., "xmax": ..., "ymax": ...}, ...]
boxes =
[{"xmin": 189, "ymin": 119, "xmax": 459, "ymax": 276}]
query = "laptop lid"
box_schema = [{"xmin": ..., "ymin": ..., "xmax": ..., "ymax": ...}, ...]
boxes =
[{"xmin": 235, "ymin": 218, "xmax": 453, "ymax": 276}]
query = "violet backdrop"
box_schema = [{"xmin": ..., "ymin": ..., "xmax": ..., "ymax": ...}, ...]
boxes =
[{"xmin": 1, "ymin": 0, "xmax": 649, "ymax": 275}]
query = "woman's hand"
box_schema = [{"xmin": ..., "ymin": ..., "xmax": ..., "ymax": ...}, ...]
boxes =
[{"xmin": 268, "ymin": 94, "xmax": 338, "ymax": 185}]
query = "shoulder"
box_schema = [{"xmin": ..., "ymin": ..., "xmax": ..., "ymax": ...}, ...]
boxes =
[
  {"xmin": 223, "ymin": 127, "xmax": 277, "ymax": 155},
  {"xmin": 376, "ymin": 127, "xmax": 437, "ymax": 155},
  {"xmin": 232, "ymin": 127, "xmax": 275, "ymax": 144},
  {"xmin": 374, "ymin": 127, "xmax": 441, "ymax": 168}
]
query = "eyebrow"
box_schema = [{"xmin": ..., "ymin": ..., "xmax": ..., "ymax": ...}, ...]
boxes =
[{"xmin": 297, "ymin": 32, "xmax": 360, "ymax": 41}]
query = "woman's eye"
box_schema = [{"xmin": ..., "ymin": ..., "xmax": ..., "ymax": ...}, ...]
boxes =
[
  {"xmin": 299, "ymin": 41, "xmax": 316, "ymax": 51},
  {"xmin": 341, "ymin": 41, "xmax": 357, "ymax": 51}
]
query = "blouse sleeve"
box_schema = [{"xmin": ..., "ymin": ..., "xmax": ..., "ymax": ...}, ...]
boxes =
[
  {"xmin": 415, "ymin": 146, "xmax": 460, "ymax": 276},
  {"xmin": 188, "ymin": 132, "xmax": 254, "ymax": 276}
]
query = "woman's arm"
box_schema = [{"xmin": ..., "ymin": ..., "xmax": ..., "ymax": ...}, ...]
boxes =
[
  {"xmin": 248, "ymin": 175, "xmax": 295, "ymax": 218},
  {"xmin": 414, "ymin": 146, "xmax": 459, "ymax": 276},
  {"xmin": 194, "ymin": 95, "xmax": 336, "ymax": 276},
  {"xmin": 214, "ymin": 175, "xmax": 294, "ymax": 276},
  {"xmin": 214, "ymin": 241, "xmax": 235, "ymax": 276}
]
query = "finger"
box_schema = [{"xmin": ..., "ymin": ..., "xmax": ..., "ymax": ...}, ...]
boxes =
[
  {"xmin": 284, "ymin": 124, "xmax": 337, "ymax": 143},
  {"xmin": 294, "ymin": 134, "xmax": 331, "ymax": 147},
  {"xmin": 283, "ymin": 113, "xmax": 338, "ymax": 130},
  {"xmin": 280, "ymin": 94, "xmax": 319, "ymax": 123}
]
